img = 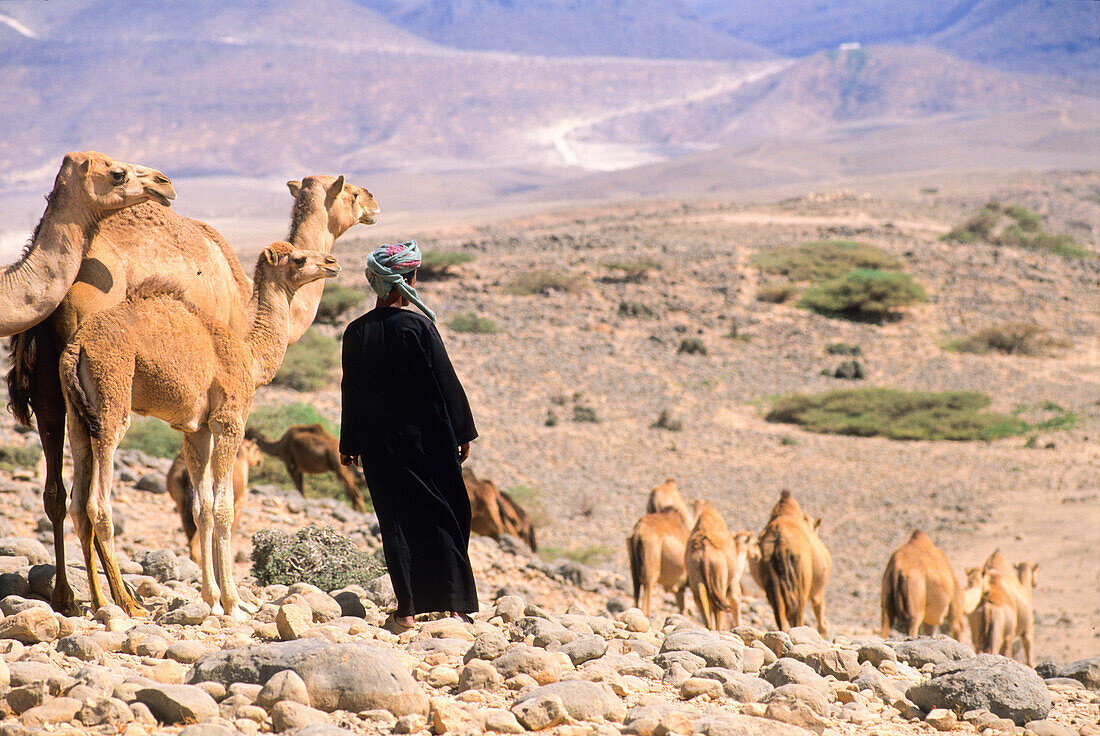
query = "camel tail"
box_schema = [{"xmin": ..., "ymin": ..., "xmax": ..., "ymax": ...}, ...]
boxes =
[
  {"xmin": 628, "ymin": 534, "xmax": 644, "ymax": 606},
  {"xmin": 892, "ymin": 570, "xmax": 918, "ymax": 634},
  {"xmin": 881, "ymin": 568, "xmax": 896, "ymax": 636},
  {"xmin": 59, "ymin": 346, "xmax": 102, "ymax": 439},
  {"xmin": 703, "ymin": 547, "xmax": 732, "ymax": 612},
  {"xmin": 6, "ymin": 325, "xmax": 44, "ymax": 428},
  {"xmin": 767, "ymin": 547, "xmax": 804, "ymax": 627}
]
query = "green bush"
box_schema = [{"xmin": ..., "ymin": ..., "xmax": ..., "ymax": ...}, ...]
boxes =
[
  {"xmin": 752, "ymin": 241, "xmax": 902, "ymax": 282},
  {"xmin": 538, "ymin": 544, "xmax": 614, "ymax": 566},
  {"xmin": 251, "ymin": 525, "xmax": 385, "ymax": 590},
  {"xmin": 826, "ymin": 343, "xmax": 862, "ymax": 356},
  {"xmin": 573, "ymin": 405, "xmax": 599, "ymax": 423},
  {"xmin": 0, "ymin": 444, "xmax": 40, "ymax": 471},
  {"xmin": 601, "ymin": 257, "xmax": 659, "ymax": 283},
  {"xmin": 798, "ymin": 269, "xmax": 926, "ymax": 320},
  {"xmin": 678, "ymin": 338, "xmax": 707, "ymax": 355},
  {"xmin": 419, "ymin": 250, "xmax": 474, "ymax": 280},
  {"xmin": 248, "ymin": 402, "xmax": 335, "ymax": 436},
  {"xmin": 941, "ymin": 203, "xmax": 1092, "ymax": 258},
  {"xmin": 448, "ymin": 312, "xmax": 500, "ymax": 334},
  {"xmin": 756, "ymin": 280, "xmax": 799, "ymax": 303},
  {"xmin": 315, "ymin": 283, "xmax": 365, "ymax": 325},
  {"xmin": 272, "ymin": 328, "xmax": 340, "ymax": 392},
  {"xmin": 507, "ymin": 270, "xmax": 584, "ymax": 296},
  {"xmin": 618, "ymin": 301, "xmax": 656, "ymax": 319},
  {"xmin": 942, "ymin": 203, "xmax": 1000, "ymax": 243},
  {"xmin": 1005, "ymin": 205, "xmax": 1041, "ymax": 232},
  {"xmin": 763, "ymin": 387, "xmax": 1070, "ymax": 441},
  {"xmin": 120, "ymin": 417, "xmax": 180, "ymax": 458},
  {"xmin": 944, "ymin": 322, "xmax": 1068, "ymax": 356}
]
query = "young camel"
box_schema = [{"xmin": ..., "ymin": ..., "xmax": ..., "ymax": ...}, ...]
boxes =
[
  {"xmin": 628, "ymin": 508, "xmax": 693, "ymax": 618},
  {"xmin": 685, "ymin": 500, "xmax": 744, "ymax": 630},
  {"xmin": 167, "ymin": 439, "xmax": 264, "ymax": 562},
  {"xmin": 245, "ymin": 424, "xmax": 367, "ymax": 511},
  {"xmin": 756, "ymin": 490, "xmax": 831, "ymax": 635},
  {"xmin": 979, "ymin": 550, "xmax": 1039, "ymax": 665},
  {"xmin": 646, "ymin": 478, "xmax": 693, "ymax": 528},
  {"xmin": 60, "ymin": 243, "xmax": 339, "ymax": 617},
  {"xmin": 880, "ymin": 529, "xmax": 969, "ymax": 644},
  {"xmin": 8, "ymin": 173, "xmax": 374, "ymax": 614},
  {"xmin": 462, "ymin": 467, "xmax": 538, "ymax": 551}
]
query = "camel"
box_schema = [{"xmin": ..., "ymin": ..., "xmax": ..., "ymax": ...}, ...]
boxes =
[
  {"xmin": 978, "ymin": 550, "xmax": 1039, "ymax": 665},
  {"xmin": 645, "ymin": 478, "xmax": 693, "ymax": 528},
  {"xmin": 684, "ymin": 500, "xmax": 742, "ymax": 630},
  {"xmin": 7, "ymin": 172, "xmax": 376, "ymax": 614},
  {"xmin": 971, "ymin": 570, "xmax": 1020, "ymax": 659},
  {"xmin": 880, "ymin": 529, "xmax": 969, "ymax": 644},
  {"xmin": 627, "ymin": 509, "xmax": 692, "ymax": 618},
  {"xmin": 244, "ymin": 424, "xmax": 367, "ymax": 512},
  {"xmin": 462, "ymin": 467, "xmax": 538, "ymax": 551},
  {"xmin": 167, "ymin": 439, "xmax": 264, "ymax": 562},
  {"xmin": 59, "ymin": 242, "xmax": 340, "ymax": 617},
  {"xmin": 756, "ymin": 489, "xmax": 831, "ymax": 635},
  {"xmin": 962, "ymin": 566, "xmax": 987, "ymax": 615},
  {"xmin": 0, "ymin": 152, "xmax": 175, "ymax": 339}
]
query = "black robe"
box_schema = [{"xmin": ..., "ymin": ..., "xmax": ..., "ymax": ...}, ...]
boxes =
[{"xmin": 340, "ymin": 306, "xmax": 479, "ymax": 616}]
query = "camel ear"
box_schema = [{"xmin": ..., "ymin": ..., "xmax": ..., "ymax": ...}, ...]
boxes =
[
  {"xmin": 77, "ymin": 156, "xmax": 92, "ymax": 177},
  {"xmin": 262, "ymin": 246, "xmax": 279, "ymax": 265},
  {"xmin": 325, "ymin": 175, "xmax": 346, "ymax": 205},
  {"xmin": 287, "ymin": 180, "xmax": 302, "ymax": 197},
  {"xmin": 812, "ymin": 517, "xmax": 822, "ymax": 531}
]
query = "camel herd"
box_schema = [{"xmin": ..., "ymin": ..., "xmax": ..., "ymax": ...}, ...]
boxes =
[{"xmin": 628, "ymin": 480, "xmax": 1040, "ymax": 666}]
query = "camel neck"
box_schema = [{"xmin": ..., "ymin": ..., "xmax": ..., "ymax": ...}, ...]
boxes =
[
  {"xmin": 247, "ymin": 277, "xmax": 295, "ymax": 388},
  {"xmin": 249, "ymin": 430, "xmax": 282, "ymax": 456},
  {"xmin": 285, "ymin": 195, "xmax": 338, "ymax": 345}
]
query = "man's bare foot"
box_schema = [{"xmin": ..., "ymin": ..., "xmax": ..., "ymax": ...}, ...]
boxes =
[
  {"xmin": 449, "ymin": 611, "xmax": 474, "ymax": 623},
  {"xmin": 384, "ymin": 614, "xmax": 416, "ymax": 633}
]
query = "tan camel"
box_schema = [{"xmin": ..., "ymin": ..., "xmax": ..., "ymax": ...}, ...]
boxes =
[
  {"xmin": 60, "ymin": 242, "xmax": 339, "ymax": 617},
  {"xmin": 244, "ymin": 424, "xmax": 367, "ymax": 512},
  {"xmin": 462, "ymin": 467, "xmax": 538, "ymax": 551},
  {"xmin": 684, "ymin": 500, "xmax": 739, "ymax": 630},
  {"xmin": 756, "ymin": 490, "xmax": 831, "ymax": 635},
  {"xmin": 7, "ymin": 173, "xmax": 375, "ymax": 614},
  {"xmin": 167, "ymin": 439, "xmax": 264, "ymax": 562},
  {"xmin": 979, "ymin": 550, "xmax": 1039, "ymax": 665},
  {"xmin": 646, "ymin": 478, "xmax": 693, "ymax": 528},
  {"xmin": 627, "ymin": 509, "xmax": 692, "ymax": 618},
  {"xmin": 880, "ymin": 529, "xmax": 969, "ymax": 644},
  {"xmin": 962, "ymin": 566, "xmax": 987, "ymax": 616},
  {"xmin": 0, "ymin": 152, "xmax": 175, "ymax": 338},
  {"xmin": 971, "ymin": 570, "xmax": 1019, "ymax": 659}
]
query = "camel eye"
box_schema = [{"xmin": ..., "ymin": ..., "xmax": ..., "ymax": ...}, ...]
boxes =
[
  {"xmin": 110, "ymin": 169, "xmax": 127, "ymax": 184},
  {"xmin": 293, "ymin": 255, "xmax": 306, "ymax": 266}
]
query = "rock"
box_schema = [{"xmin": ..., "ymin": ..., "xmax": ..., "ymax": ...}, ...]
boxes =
[
  {"xmin": 135, "ymin": 473, "xmax": 167, "ymax": 493},
  {"xmin": 179, "ymin": 724, "xmax": 239, "ymax": 736},
  {"xmin": 0, "ymin": 595, "xmax": 51, "ymax": 617},
  {"xmin": 694, "ymin": 713, "xmax": 818, "ymax": 736},
  {"xmin": 922, "ymin": 708, "xmax": 955, "ymax": 731},
  {"xmin": 906, "ymin": 653, "xmax": 1052, "ymax": 725},
  {"xmin": 857, "ymin": 641, "xmax": 896, "ymax": 667},
  {"xmin": 277, "ymin": 599, "xmax": 314, "ymax": 641},
  {"xmin": 492, "ymin": 645, "xmax": 562, "ymax": 685},
  {"xmin": 741, "ymin": 646, "xmax": 766, "ymax": 674},
  {"xmin": 759, "ymin": 685, "xmax": 829, "ymax": 735},
  {"xmin": 0, "ymin": 539, "xmax": 48, "ymax": 565},
  {"xmin": 561, "ymin": 635, "xmax": 608, "ymax": 665},
  {"xmin": 680, "ymin": 677, "xmax": 723, "ymax": 699},
  {"xmin": 761, "ymin": 632, "xmax": 792, "ymax": 658},
  {"xmin": 161, "ymin": 600, "xmax": 212, "ymax": 626},
  {"xmin": 458, "ymin": 659, "xmax": 504, "ymax": 692},
  {"xmin": 426, "ymin": 666, "xmax": 459, "ymax": 689},
  {"xmin": 1024, "ymin": 720, "xmax": 1075, "ymax": 736},
  {"xmin": 517, "ymin": 616, "xmax": 576, "ymax": 648},
  {"xmin": 9, "ymin": 660, "xmax": 68, "ymax": 689},
  {"xmin": 271, "ymin": 701, "xmax": 330, "ymax": 732},
  {"xmin": 429, "ymin": 697, "xmax": 481, "ymax": 734},
  {"xmin": 135, "ymin": 683, "xmax": 220, "ymax": 724},
  {"xmin": 285, "ymin": 583, "xmax": 343, "ymax": 623},
  {"xmin": 465, "ymin": 630, "xmax": 510, "ymax": 663},
  {"xmin": 362, "ymin": 576, "xmax": 396, "ymax": 610},
  {"xmin": 1057, "ymin": 657, "xmax": 1100, "ymax": 689},
  {"xmin": 20, "ymin": 696, "xmax": 81, "ymax": 727},
  {"xmin": 483, "ymin": 707, "xmax": 525, "ymax": 733},
  {"xmin": 693, "ymin": 667, "xmax": 773, "ymax": 702},
  {"xmin": 394, "ymin": 714, "xmax": 429, "ymax": 734},
  {"xmin": 515, "ymin": 680, "xmax": 624, "ymax": 722},
  {"xmin": 494, "ymin": 596, "xmax": 526, "ymax": 623},
  {"xmin": 7, "ymin": 682, "xmax": 49, "ymax": 714},
  {"xmin": 135, "ymin": 549, "xmax": 180, "ymax": 583},
  {"xmin": 891, "ymin": 636, "xmax": 974, "ymax": 667},
  {"xmin": 852, "ymin": 661, "xmax": 904, "ymax": 702},
  {"xmin": 166, "ymin": 640, "xmax": 211, "ymax": 664},
  {"xmin": 655, "ymin": 651, "xmax": 707, "ymax": 674},
  {"xmin": 57, "ymin": 634, "xmax": 105, "ymax": 662},
  {"xmin": 331, "ymin": 591, "xmax": 366, "ymax": 619},
  {"xmin": 760, "ymin": 659, "xmax": 829, "ymax": 693},
  {"xmin": 257, "ymin": 670, "xmax": 311, "ymax": 711},
  {"xmin": 660, "ymin": 631, "xmax": 742, "ymax": 669},
  {"xmin": 78, "ymin": 696, "xmax": 134, "ymax": 728},
  {"xmin": 800, "ymin": 649, "xmax": 860, "ymax": 680},
  {"xmin": 786, "ymin": 627, "xmax": 826, "ymax": 648},
  {"xmin": 0, "ymin": 572, "xmax": 30, "ymax": 599},
  {"xmin": 511, "ymin": 693, "xmax": 567, "ymax": 730},
  {"xmin": 0, "ymin": 608, "xmax": 59, "ymax": 644},
  {"xmin": 189, "ymin": 639, "xmax": 429, "ymax": 716},
  {"xmin": 408, "ymin": 638, "xmax": 470, "ymax": 657},
  {"xmin": 620, "ymin": 610, "xmax": 649, "ymax": 633}
]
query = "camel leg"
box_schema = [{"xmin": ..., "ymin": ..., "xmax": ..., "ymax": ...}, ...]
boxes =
[
  {"xmin": 209, "ymin": 426, "xmax": 242, "ymax": 619},
  {"xmin": 183, "ymin": 428, "xmax": 220, "ymax": 610},
  {"xmin": 336, "ymin": 465, "xmax": 367, "ymax": 511},
  {"xmin": 66, "ymin": 410, "xmax": 110, "ymax": 613},
  {"xmin": 287, "ymin": 459, "xmax": 305, "ymax": 496},
  {"xmin": 675, "ymin": 584, "xmax": 687, "ymax": 616},
  {"xmin": 811, "ymin": 587, "xmax": 828, "ymax": 637},
  {"xmin": 1021, "ymin": 627, "xmax": 1033, "ymax": 667}
]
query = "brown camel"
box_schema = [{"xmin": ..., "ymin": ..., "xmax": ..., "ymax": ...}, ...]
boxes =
[
  {"xmin": 880, "ymin": 529, "xmax": 969, "ymax": 644},
  {"xmin": 627, "ymin": 508, "xmax": 692, "ymax": 618},
  {"xmin": 684, "ymin": 500, "xmax": 738, "ymax": 630},
  {"xmin": 167, "ymin": 439, "xmax": 264, "ymax": 562},
  {"xmin": 971, "ymin": 569, "xmax": 1019, "ymax": 659},
  {"xmin": 245, "ymin": 424, "xmax": 367, "ymax": 512},
  {"xmin": 756, "ymin": 490, "xmax": 831, "ymax": 635},
  {"xmin": 462, "ymin": 467, "xmax": 538, "ymax": 551},
  {"xmin": 7, "ymin": 173, "xmax": 375, "ymax": 614},
  {"xmin": 979, "ymin": 550, "xmax": 1039, "ymax": 665},
  {"xmin": 0, "ymin": 152, "xmax": 175, "ymax": 338},
  {"xmin": 60, "ymin": 242, "xmax": 339, "ymax": 617},
  {"xmin": 645, "ymin": 478, "xmax": 693, "ymax": 528}
]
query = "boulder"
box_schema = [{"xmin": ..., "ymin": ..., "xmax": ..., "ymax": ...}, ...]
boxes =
[
  {"xmin": 511, "ymin": 693, "xmax": 567, "ymax": 730},
  {"xmin": 659, "ymin": 631, "xmax": 743, "ymax": 669},
  {"xmin": 760, "ymin": 659, "xmax": 829, "ymax": 694},
  {"xmin": 799, "ymin": 648, "xmax": 860, "ymax": 680},
  {"xmin": 891, "ymin": 636, "xmax": 974, "ymax": 667},
  {"xmin": 694, "ymin": 713, "xmax": 818, "ymax": 736},
  {"xmin": 560, "ymin": 635, "xmax": 608, "ymax": 665},
  {"xmin": 465, "ymin": 630, "xmax": 510, "ymax": 663},
  {"xmin": 458, "ymin": 659, "xmax": 503, "ymax": 692},
  {"xmin": 0, "ymin": 539, "xmax": 49, "ymax": 565},
  {"xmin": 1057, "ymin": 657, "xmax": 1100, "ymax": 689},
  {"xmin": 693, "ymin": 667, "xmax": 773, "ymax": 702},
  {"xmin": 134, "ymin": 684, "xmax": 220, "ymax": 724},
  {"xmin": 492, "ymin": 645, "xmax": 562, "ymax": 685},
  {"xmin": 906, "ymin": 654, "xmax": 1051, "ymax": 725},
  {"xmin": 257, "ymin": 670, "xmax": 311, "ymax": 711},
  {"xmin": 0, "ymin": 608, "xmax": 59, "ymax": 644}
]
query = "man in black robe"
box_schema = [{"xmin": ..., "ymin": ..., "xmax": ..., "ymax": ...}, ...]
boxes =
[{"xmin": 339, "ymin": 241, "xmax": 478, "ymax": 629}]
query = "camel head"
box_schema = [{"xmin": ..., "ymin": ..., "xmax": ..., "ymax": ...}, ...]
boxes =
[
  {"xmin": 288, "ymin": 175, "xmax": 380, "ymax": 237},
  {"xmin": 257, "ymin": 242, "xmax": 341, "ymax": 293},
  {"xmin": 962, "ymin": 566, "xmax": 986, "ymax": 614},
  {"xmin": 238, "ymin": 438, "xmax": 264, "ymax": 468},
  {"xmin": 58, "ymin": 151, "xmax": 175, "ymax": 212},
  {"xmin": 1015, "ymin": 561, "xmax": 1038, "ymax": 589}
]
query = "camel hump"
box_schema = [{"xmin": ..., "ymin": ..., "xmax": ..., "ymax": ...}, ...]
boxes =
[
  {"xmin": 780, "ymin": 489, "xmax": 792, "ymax": 500},
  {"xmin": 127, "ymin": 276, "xmax": 187, "ymax": 301}
]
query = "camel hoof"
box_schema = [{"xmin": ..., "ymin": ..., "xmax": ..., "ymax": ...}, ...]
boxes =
[{"xmin": 127, "ymin": 605, "xmax": 149, "ymax": 618}]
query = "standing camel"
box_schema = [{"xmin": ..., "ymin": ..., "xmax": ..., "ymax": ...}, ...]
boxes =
[
  {"xmin": 756, "ymin": 490, "xmax": 831, "ymax": 635},
  {"xmin": 244, "ymin": 424, "xmax": 367, "ymax": 511},
  {"xmin": 627, "ymin": 508, "xmax": 693, "ymax": 618},
  {"xmin": 60, "ymin": 242, "xmax": 339, "ymax": 617},
  {"xmin": 7, "ymin": 173, "xmax": 376, "ymax": 614},
  {"xmin": 979, "ymin": 550, "xmax": 1039, "ymax": 665},
  {"xmin": 880, "ymin": 529, "xmax": 969, "ymax": 643},
  {"xmin": 685, "ymin": 500, "xmax": 746, "ymax": 630}
]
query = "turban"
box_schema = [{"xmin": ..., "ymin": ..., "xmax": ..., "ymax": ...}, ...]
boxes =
[{"xmin": 365, "ymin": 240, "xmax": 436, "ymax": 323}]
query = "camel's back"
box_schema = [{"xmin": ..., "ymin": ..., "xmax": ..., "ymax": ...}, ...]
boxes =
[
  {"xmin": 688, "ymin": 507, "xmax": 731, "ymax": 552},
  {"xmin": 761, "ymin": 512, "xmax": 812, "ymax": 561}
]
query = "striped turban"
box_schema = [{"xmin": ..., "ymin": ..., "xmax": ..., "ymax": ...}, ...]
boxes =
[{"xmin": 365, "ymin": 240, "xmax": 436, "ymax": 323}]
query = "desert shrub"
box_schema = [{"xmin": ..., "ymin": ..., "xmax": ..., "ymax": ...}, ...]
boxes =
[
  {"xmin": 942, "ymin": 203, "xmax": 1092, "ymax": 258},
  {"xmin": 678, "ymin": 337, "xmax": 707, "ymax": 355},
  {"xmin": 651, "ymin": 410, "xmax": 682, "ymax": 431},
  {"xmin": 272, "ymin": 328, "xmax": 340, "ymax": 392},
  {"xmin": 448, "ymin": 312, "xmax": 500, "ymax": 334},
  {"xmin": 944, "ymin": 322, "xmax": 1068, "ymax": 356},
  {"xmin": 601, "ymin": 257, "xmax": 659, "ymax": 283},
  {"xmin": 1005, "ymin": 205, "xmax": 1041, "ymax": 232},
  {"xmin": 826, "ymin": 343, "xmax": 862, "ymax": 356},
  {"xmin": 419, "ymin": 250, "xmax": 474, "ymax": 280},
  {"xmin": 618, "ymin": 301, "xmax": 656, "ymax": 319},
  {"xmin": 573, "ymin": 405, "xmax": 599, "ymax": 423},
  {"xmin": 251, "ymin": 524, "xmax": 385, "ymax": 589},
  {"xmin": 798, "ymin": 269, "xmax": 926, "ymax": 320},
  {"xmin": 538, "ymin": 544, "xmax": 613, "ymax": 566},
  {"xmin": 998, "ymin": 228, "xmax": 1091, "ymax": 258},
  {"xmin": 752, "ymin": 240, "xmax": 902, "ymax": 282},
  {"xmin": 0, "ymin": 444, "xmax": 39, "ymax": 471},
  {"xmin": 120, "ymin": 417, "xmax": 180, "ymax": 458},
  {"xmin": 764, "ymin": 387, "xmax": 1055, "ymax": 441},
  {"xmin": 756, "ymin": 280, "xmax": 799, "ymax": 303},
  {"xmin": 507, "ymin": 270, "xmax": 584, "ymax": 296},
  {"xmin": 315, "ymin": 283, "xmax": 365, "ymax": 325},
  {"xmin": 942, "ymin": 203, "xmax": 1001, "ymax": 243}
]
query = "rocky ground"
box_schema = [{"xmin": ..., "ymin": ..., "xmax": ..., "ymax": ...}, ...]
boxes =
[{"xmin": 0, "ymin": 170, "xmax": 1097, "ymax": 735}]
